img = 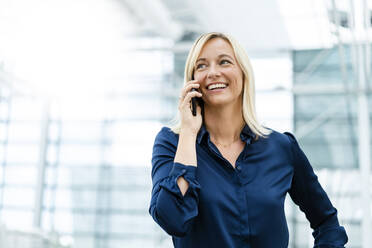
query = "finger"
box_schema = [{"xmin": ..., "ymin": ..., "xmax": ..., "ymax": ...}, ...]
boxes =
[
  {"xmin": 179, "ymin": 83, "xmax": 200, "ymax": 102},
  {"xmin": 186, "ymin": 79, "xmax": 199, "ymax": 85},
  {"xmin": 182, "ymin": 90, "xmax": 202, "ymax": 107},
  {"xmin": 184, "ymin": 83, "xmax": 200, "ymax": 94},
  {"xmin": 180, "ymin": 90, "xmax": 201, "ymax": 108},
  {"xmin": 185, "ymin": 74, "xmax": 205, "ymax": 86}
]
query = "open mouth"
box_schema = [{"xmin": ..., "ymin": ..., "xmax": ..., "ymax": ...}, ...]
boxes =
[{"xmin": 207, "ymin": 83, "xmax": 228, "ymax": 90}]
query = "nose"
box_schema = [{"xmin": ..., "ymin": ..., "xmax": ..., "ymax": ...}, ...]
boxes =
[{"xmin": 207, "ymin": 63, "xmax": 221, "ymax": 79}]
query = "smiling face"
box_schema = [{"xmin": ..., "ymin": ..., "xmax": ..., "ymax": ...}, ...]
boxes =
[{"xmin": 193, "ymin": 37, "xmax": 244, "ymax": 107}]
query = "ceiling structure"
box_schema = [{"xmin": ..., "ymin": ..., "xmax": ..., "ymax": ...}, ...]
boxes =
[
  {"xmin": 1, "ymin": 0, "xmax": 371, "ymax": 97},
  {"xmin": 118, "ymin": 0, "xmax": 351, "ymax": 53}
]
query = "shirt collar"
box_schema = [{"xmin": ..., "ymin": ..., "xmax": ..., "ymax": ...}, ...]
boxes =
[
  {"xmin": 197, "ymin": 123, "xmax": 256, "ymax": 144},
  {"xmin": 196, "ymin": 124, "xmax": 208, "ymax": 144}
]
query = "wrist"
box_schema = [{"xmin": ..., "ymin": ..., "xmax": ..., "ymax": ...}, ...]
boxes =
[{"xmin": 179, "ymin": 128, "xmax": 198, "ymax": 138}]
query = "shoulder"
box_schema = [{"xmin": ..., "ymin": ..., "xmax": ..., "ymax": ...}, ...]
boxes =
[
  {"xmin": 156, "ymin": 126, "xmax": 178, "ymax": 139},
  {"xmin": 153, "ymin": 126, "xmax": 179, "ymax": 148},
  {"xmin": 262, "ymin": 126, "xmax": 295, "ymax": 147},
  {"xmin": 259, "ymin": 126, "xmax": 298, "ymax": 158},
  {"xmin": 265, "ymin": 127, "xmax": 302, "ymax": 166}
]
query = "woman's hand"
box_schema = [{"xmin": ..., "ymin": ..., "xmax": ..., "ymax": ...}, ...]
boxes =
[{"xmin": 178, "ymin": 78, "xmax": 203, "ymax": 136}]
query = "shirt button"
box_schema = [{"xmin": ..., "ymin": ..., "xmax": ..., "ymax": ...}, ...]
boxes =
[
  {"xmin": 182, "ymin": 169, "xmax": 186, "ymax": 173},
  {"xmin": 236, "ymin": 166, "xmax": 241, "ymax": 171}
]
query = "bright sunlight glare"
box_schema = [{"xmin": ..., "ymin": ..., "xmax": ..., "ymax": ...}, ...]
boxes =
[{"xmin": 0, "ymin": 0, "xmax": 134, "ymax": 98}]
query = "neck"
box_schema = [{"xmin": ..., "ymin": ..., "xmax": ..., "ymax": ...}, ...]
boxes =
[{"xmin": 204, "ymin": 101, "xmax": 245, "ymax": 146}]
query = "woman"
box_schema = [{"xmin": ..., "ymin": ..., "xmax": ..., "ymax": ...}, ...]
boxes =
[{"xmin": 149, "ymin": 32, "xmax": 348, "ymax": 247}]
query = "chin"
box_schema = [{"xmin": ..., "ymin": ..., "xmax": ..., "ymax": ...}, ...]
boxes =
[
  {"xmin": 206, "ymin": 99, "xmax": 234, "ymax": 107},
  {"xmin": 207, "ymin": 95, "xmax": 242, "ymax": 106}
]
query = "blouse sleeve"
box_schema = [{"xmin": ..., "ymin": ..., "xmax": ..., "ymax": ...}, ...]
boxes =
[
  {"xmin": 149, "ymin": 127, "xmax": 201, "ymax": 237},
  {"xmin": 284, "ymin": 132, "xmax": 348, "ymax": 248}
]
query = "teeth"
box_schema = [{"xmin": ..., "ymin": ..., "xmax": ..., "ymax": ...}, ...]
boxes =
[{"xmin": 208, "ymin": 83, "xmax": 227, "ymax": 90}]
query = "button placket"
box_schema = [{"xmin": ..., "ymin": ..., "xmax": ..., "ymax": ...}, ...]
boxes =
[{"xmin": 235, "ymin": 163, "xmax": 243, "ymax": 186}]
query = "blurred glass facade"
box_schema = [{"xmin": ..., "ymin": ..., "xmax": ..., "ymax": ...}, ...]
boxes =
[
  {"xmin": 0, "ymin": 36, "xmax": 178, "ymax": 248},
  {"xmin": 2, "ymin": 0, "xmax": 372, "ymax": 246},
  {"xmin": 289, "ymin": 45, "xmax": 369, "ymax": 247},
  {"xmin": 0, "ymin": 41, "xmax": 368, "ymax": 248},
  {"xmin": 293, "ymin": 46, "xmax": 359, "ymax": 169}
]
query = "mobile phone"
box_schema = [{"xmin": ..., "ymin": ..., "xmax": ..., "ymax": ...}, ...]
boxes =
[
  {"xmin": 191, "ymin": 75, "xmax": 204, "ymax": 116},
  {"xmin": 191, "ymin": 88, "xmax": 198, "ymax": 116}
]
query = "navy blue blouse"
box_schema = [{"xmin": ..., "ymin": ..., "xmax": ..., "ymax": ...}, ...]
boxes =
[{"xmin": 149, "ymin": 124, "xmax": 348, "ymax": 248}]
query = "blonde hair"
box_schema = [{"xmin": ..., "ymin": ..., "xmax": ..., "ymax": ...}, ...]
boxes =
[{"xmin": 168, "ymin": 32, "xmax": 272, "ymax": 139}]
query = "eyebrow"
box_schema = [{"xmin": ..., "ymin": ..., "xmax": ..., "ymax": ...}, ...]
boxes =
[
  {"xmin": 218, "ymin": 54, "xmax": 234, "ymax": 60},
  {"xmin": 196, "ymin": 54, "xmax": 234, "ymax": 63}
]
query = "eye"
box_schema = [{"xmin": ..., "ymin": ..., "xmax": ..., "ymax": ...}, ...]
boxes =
[
  {"xmin": 220, "ymin": 59, "xmax": 231, "ymax": 65},
  {"xmin": 195, "ymin": 63, "xmax": 207, "ymax": 70}
]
